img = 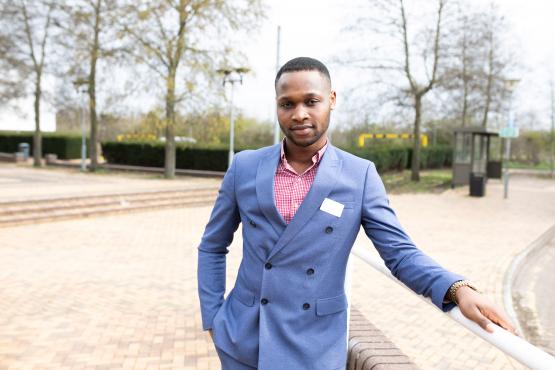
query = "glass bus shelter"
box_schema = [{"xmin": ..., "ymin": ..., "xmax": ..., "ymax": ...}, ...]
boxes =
[{"xmin": 452, "ymin": 127, "xmax": 502, "ymax": 188}]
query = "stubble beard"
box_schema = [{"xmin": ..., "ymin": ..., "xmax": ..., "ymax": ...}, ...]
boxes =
[
  {"xmin": 286, "ymin": 129, "xmax": 323, "ymax": 148},
  {"xmin": 282, "ymin": 113, "xmax": 331, "ymax": 148}
]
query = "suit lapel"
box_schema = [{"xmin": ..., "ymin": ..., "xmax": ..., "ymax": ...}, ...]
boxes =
[
  {"xmin": 267, "ymin": 145, "xmax": 342, "ymax": 260},
  {"xmin": 255, "ymin": 144, "xmax": 286, "ymax": 238}
]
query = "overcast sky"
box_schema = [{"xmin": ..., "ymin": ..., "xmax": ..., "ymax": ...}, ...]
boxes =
[
  {"xmin": 1, "ymin": 0, "xmax": 554, "ymax": 132},
  {"xmin": 234, "ymin": 0, "xmax": 555, "ymax": 130}
]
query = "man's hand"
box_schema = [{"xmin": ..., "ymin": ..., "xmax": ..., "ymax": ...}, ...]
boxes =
[
  {"xmin": 456, "ymin": 286, "xmax": 517, "ymax": 335},
  {"xmin": 208, "ymin": 329, "xmax": 214, "ymax": 340}
]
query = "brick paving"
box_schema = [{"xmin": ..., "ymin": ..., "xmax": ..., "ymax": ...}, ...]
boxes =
[
  {"xmin": 0, "ymin": 165, "xmax": 554, "ymax": 369},
  {"xmin": 0, "ymin": 207, "xmax": 223, "ymax": 370},
  {"xmin": 0, "ymin": 164, "xmax": 217, "ymax": 202}
]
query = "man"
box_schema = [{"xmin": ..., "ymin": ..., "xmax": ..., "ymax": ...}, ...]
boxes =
[{"xmin": 197, "ymin": 57, "xmax": 515, "ymax": 370}]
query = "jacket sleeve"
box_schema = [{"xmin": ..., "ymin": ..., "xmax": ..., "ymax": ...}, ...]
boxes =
[
  {"xmin": 197, "ymin": 156, "xmax": 241, "ymax": 330},
  {"xmin": 360, "ymin": 162, "xmax": 464, "ymax": 311}
]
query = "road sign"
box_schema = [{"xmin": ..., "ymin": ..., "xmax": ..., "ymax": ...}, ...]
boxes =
[{"xmin": 500, "ymin": 126, "xmax": 519, "ymax": 138}]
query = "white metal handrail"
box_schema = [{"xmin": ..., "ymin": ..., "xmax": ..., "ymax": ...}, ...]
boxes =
[{"xmin": 348, "ymin": 246, "xmax": 555, "ymax": 370}]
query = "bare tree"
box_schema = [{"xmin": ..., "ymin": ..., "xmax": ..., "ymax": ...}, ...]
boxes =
[
  {"xmin": 478, "ymin": 3, "xmax": 513, "ymax": 128},
  {"xmin": 438, "ymin": 8, "xmax": 485, "ymax": 127},
  {"xmin": 0, "ymin": 34, "xmax": 26, "ymax": 105},
  {"xmin": 0, "ymin": 0, "xmax": 55, "ymax": 166},
  {"xmin": 402, "ymin": 0, "xmax": 447, "ymax": 181},
  {"xmin": 459, "ymin": 15, "xmax": 471, "ymax": 127},
  {"xmin": 55, "ymin": 0, "xmax": 123, "ymax": 171},
  {"xmin": 119, "ymin": 0, "xmax": 264, "ymax": 178},
  {"xmin": 439, "ymin": 2, "xmax": 515, "ymax": 129},
  {"xmin": 342, "ymin": 0, "xmax": 450, "ymax": 181}
]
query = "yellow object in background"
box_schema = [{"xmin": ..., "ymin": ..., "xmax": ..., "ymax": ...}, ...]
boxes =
[{"xmin": 358, "ymin": 133, "xmax": 428, "ymax": 148}]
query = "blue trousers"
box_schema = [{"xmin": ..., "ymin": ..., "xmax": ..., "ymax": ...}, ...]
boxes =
[{"xmin": 215, "ymin": 346, "xmax": 257, "ymax": 370}]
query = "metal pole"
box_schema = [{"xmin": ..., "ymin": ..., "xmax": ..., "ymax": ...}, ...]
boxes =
[
  {"xmin": 273, "ymin": 25, "xmax": 281, "ymax": 145},
  {"xmin": 550, "ymin": 80, "xmax": 554, "ymax": 179},
  {"xmin": 503, "ymin": 138, "xmax": 511, "ymax": 198},
  {"xmin": 503, "ymin": 90, "xmax": 514, "ymax": 199},
  {"xmin": 80, "ymin": 93, "xmax": 87, "ymax": 172},
  {"xmin": 228, "ymin": 81, "xmax": 236, "ymax": 167}
]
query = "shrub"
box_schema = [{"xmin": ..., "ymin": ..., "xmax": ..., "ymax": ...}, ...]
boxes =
[
  {"xmin": 412, "ymin": 146, "xmax": 452, "ymax": 169},
  {"xmin": 102, "ymin": 141, "xmax": 453, "ymax": 173},
  {"xmin": 0, "ymin": 131, "xmax": 86, "ymax": 159},
  {"xmin": 102, "ymin": 141, "xmax": 231, "ymax": 171},
  {"xmin": 348, "ymin": 146, "xmax": 409, "ymax": 172}
]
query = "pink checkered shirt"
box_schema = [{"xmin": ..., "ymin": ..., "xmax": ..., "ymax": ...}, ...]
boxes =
[{"xmin": 274, "ymin": 140, "xmax": 328, "ymax": 224}]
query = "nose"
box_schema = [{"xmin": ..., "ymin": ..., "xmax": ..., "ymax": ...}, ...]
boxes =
[{"xmin": 291, "ymin": 104, "xmax": 309, "ymax": 122}]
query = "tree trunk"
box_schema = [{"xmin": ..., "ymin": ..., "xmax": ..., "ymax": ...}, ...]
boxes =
[
  {"xmin": 164, "ymin": 72, "xmax": 176, "ymax": 178},
  {"xmin": 411, "ymin": 95, "xmax": 422, "ymax": 182},
  {"xmin": 462, "ymin": 78, "xmax": 469, "ymax": 127},
  {"xmin": 461, "ymin": 42, "xmax": 469, "ymax": 127},
  {"xmin": 461, "ymin": 19, "xmax": 468, "ymax": 127},
  {"xmin": 33, "ymin": 75, "xmax": 42, "ymax": 167},
  {"xmin": 89, "ymin": 48, "xmax": 98, "ymax": 171},
  {"xmin": 88, "ymin": 0, "xmax": 101, "ymax": 171},
  {"xmin": 481, "ymin": 30, "xmax": 494, "ymax": 128}
]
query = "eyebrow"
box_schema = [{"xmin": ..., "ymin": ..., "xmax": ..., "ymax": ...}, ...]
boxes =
[{"xmin": 276, "ymin": 92, "xmax": 324, "ymax": 101}]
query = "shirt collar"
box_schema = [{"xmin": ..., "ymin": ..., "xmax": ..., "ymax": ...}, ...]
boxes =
[{"xmin": 280, "ymin": 138, "xmax": 328, "ymax": 170}]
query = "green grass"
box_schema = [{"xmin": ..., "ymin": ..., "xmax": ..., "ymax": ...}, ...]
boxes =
[
  {"xmin": 381, "ymin": 169, "xmax": 452, "ymax": 194},
  {"xmin": 508, "ymin": 161, "xmax": 553, "ymax": 170}
]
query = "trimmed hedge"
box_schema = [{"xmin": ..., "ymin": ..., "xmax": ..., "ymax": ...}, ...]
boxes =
[
  {"xmin": 348, "ymin": 146, "xmax": 409, "ymax": 172},
  {"xmin": 1, "ymin": 131, "xmax": 452, "ymax": 172},
  {"xmin": 414, "ymin": 145, "xmax": 453, "ymax": 169},
  {"xmin": 102, "ymin": 141, "xmax": 232, "ymax": 172},
  {"xmin": 102, "ymin": 140, "xmax": 452, "ymax": 173},
  {"xmin": 0, "ymin": 131, "xmax": 86, "ymax": 160},
  {"xmin": 354, "ymin": 145, "xmax": 452, "ymax": 172}
]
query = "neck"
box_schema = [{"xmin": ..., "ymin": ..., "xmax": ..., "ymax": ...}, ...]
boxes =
[{"xmin": 284, "ymin": 136, "xmax": 327, "ymax": 165}]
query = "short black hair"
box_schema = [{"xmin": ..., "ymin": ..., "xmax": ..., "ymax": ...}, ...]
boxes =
[{"xmin": 274, "ymin": 57, "xmax": 331, "ymax": 87}]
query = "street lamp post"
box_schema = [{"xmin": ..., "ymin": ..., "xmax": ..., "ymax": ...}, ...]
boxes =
[
  {"xmin": 217, "ymin": 67, "xmax": 249, "ymax": 168},
  {"xmin": 503, "ymin": 78, "xmax": 520, "ymax": 199},
  {"xmin": 73, "ymin": 78, "xmax": 88, "ymax": 172},
  {"xmin": 550, "ymin": 80, "xmax": 554, "ymax": 179}
]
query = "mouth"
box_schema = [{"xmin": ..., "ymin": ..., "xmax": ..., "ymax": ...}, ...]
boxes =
[{"xmin": 290, "ymin": 124, "xmax": 314, "ymax": 136}]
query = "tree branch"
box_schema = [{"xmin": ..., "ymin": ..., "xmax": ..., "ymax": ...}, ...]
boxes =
[
  {"xmin": 399, "ymin": 0, "xmax": 416, "ymax": 92},
  {"xmin": 422, "ymin": 0, "xmax": 445, "ymax": 94},
  {"xmin": 38, "ymin": 2, "xmax": 54, "ymax": 70},
  {"xmin": 21, "ymin": 1, "xmax": 39, "ymax": 69}
]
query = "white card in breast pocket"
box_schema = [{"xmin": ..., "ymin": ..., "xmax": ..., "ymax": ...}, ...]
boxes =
[{"xmin": 320, "ymin": 198, "xmax": 344, "ymax": 217}]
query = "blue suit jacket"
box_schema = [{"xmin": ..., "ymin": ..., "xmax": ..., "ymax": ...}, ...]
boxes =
[{"xmin": 197, "ymin": 143, "xmax": 464, "ymax": 369}]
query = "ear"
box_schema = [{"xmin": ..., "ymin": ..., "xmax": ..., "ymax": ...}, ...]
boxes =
[{"xmin": 329, "ymin": 90, "xmax": 337, "ymax": 110}]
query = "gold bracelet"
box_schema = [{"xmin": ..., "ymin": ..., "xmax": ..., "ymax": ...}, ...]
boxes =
[{"xmin": 448, "ymin": 280, "xmax": 479, "ymax": 305}]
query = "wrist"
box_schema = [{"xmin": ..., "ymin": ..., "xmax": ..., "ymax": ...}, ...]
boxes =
[{"xmin": 448, "ymin": 280, "xmax": 480, "ymax": 305}]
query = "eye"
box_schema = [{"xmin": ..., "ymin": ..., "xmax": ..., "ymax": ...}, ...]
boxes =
[
  {"xmin": 279, "ymin": 101, "xmax": 293, "ymax": 109},
  {"xmin": 306, "ymin": 98, "xmax": 319, "ymax": 106}
]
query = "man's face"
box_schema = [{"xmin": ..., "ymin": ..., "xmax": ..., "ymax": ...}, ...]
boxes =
[{"xmin": 275, "ymin": 70, "xmax": 336, "ymax": 148}]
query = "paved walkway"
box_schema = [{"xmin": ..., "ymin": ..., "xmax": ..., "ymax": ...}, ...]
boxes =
[
  {"xmin": 0, "ymin": 164, "xmax": 217, "ymax": 202},
  {"xmin": 0, "ymin": 165, "xmax": 554, "ymax": 369}
]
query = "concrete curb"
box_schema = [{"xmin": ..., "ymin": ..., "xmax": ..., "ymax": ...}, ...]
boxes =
[
  {"xmin": 46, "ymin": 160, "xmax": 226, "ymax": 178},
  {"xmin": 503, "ymin": 223, "xmax": 555, "ymax": 338}
]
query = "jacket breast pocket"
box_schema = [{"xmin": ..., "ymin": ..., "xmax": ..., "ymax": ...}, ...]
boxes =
[
  {"xmin": 231, "ymin": 285, "xmax": 256, "ymax": 307},
  {"xmin": 325, "ymin": 200, "xmax": 355, "ymax": 212},
  {"xmin": 316, "ymin": 293, "xmax": 348, "ymax": 316},
  {"xmin": 318, "ymin": 201, "xmax": 356, "ymax": 227}
]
